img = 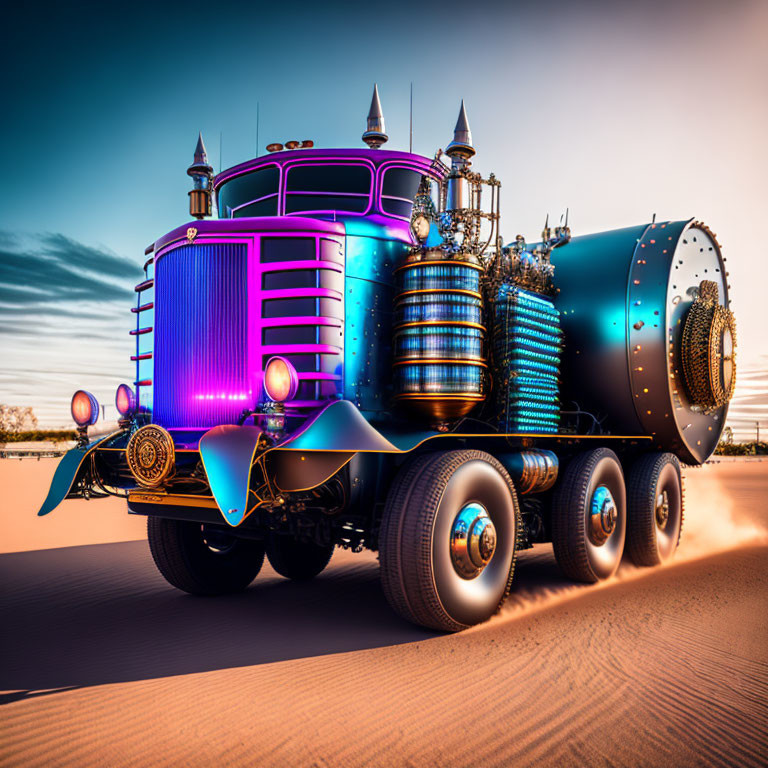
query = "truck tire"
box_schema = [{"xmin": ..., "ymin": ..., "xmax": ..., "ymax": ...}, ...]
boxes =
[
  {"xmin": 147, "ymin": 517, "xmax": 265, "ymax": 595},
  {"xmin": 626, "ymin": 452, "xmax": 683, "ymax": 566},
  {"xmin": 265, "ymin": 534, "xmax": 334, "ymax": 580},
  {"xmin": 379, "ymin": 450, "xmax": 521, "ymax": 632},
  {"xmin": 552, "ymin": 448, "xmax": 626, "ymax": 583}
]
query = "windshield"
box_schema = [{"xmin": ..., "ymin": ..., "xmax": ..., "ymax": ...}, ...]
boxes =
[{"xmin": 217, "ymin": 158, "xmax": 430, "ymax": 219}]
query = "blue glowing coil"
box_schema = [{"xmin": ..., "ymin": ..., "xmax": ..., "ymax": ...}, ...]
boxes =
[{"xmin": 494, "ymin": 284, "xmax": 563, "ymax": 433}]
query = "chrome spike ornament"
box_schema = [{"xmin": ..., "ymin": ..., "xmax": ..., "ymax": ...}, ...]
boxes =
[
  {"xmin": 187, "ymin": 132, "xmax": 214, "ymax": 219},
  {"xmin": 193, "ymin": 132, "xmax": 208, "ymax": 166},
  {"xmin": 446, "ymin": 100, "xmax": 475, "ymax": 164},
  {"xmin": 362, "ymin": 84, "xmax": 388, "ymax": 149}
]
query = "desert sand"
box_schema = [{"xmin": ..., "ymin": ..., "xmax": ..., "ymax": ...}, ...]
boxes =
[{"xmin": 1, "ymin": 459, "xmax": 766, "ymax": 767}]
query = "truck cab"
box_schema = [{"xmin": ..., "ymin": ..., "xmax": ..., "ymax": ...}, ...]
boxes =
[{"xmin": 38, "ymin": 88, "xmax": 735, "ymax": 632}]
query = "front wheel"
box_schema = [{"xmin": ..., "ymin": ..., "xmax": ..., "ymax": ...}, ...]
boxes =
[
  {"xmin": 551, "ymin": 448, "xmax": 626, "ymax": 583},
  {"xmin": 379, "ymin": 450, "xmax": 521, "ymax": 632},
  {"xmin": 147, "ymin": 517, "xmax": 265, "ymax": 595}
]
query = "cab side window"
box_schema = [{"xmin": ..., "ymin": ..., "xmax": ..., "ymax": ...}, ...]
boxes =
[{"xmin": 381, "ymin": 168, "xmax": 422, "ymax": 219}]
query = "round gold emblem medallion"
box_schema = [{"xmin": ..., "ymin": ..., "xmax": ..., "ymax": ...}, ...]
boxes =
[{"xmin": 126, "ymin": 425, "xmax": 176, "ymax": 487}]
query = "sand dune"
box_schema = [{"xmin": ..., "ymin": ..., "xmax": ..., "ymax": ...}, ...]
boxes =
[
  {"xmin": 0, "ymin": 457, "xmax": 145, "ymax": 553},
  {"xmin": 1, "ymin": 461, "xmax": 766, "ymax": 767}
]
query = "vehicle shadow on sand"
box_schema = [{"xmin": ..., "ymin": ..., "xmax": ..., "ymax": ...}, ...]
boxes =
[{"xmin": 0, "ymin": 539, "xmax": 572, "ymax": 703}]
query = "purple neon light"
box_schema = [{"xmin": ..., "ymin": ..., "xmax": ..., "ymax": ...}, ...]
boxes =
[
  {"xmin": 151, "ymin": 228, "xmax": 345, "ymax": 428},
  {"xmin": 194, "ymin": 393, "xmax": 251, "ymax": 401}
]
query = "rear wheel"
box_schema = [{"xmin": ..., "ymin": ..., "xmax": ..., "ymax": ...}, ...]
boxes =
[
  {"xmin": 626, "ymin": 452, "xmax": 683, "ymax": 566},
  {"xmin": 552, "ymin": 448, "xmax": 626, "ymax": 583},
  {"xmin": 379, "ymin": 450, "xmax": 521, "ymax": 632},
  {"xmin": 147, "ymin": 517, "xmax": 265, "ymax": 595},
  {"xmin": 265, "ymin": 534, "xmax": 335, "ymax": 580}
]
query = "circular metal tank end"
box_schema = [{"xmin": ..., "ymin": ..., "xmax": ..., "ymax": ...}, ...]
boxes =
[{"xmin": 552, "ymin": 218, "xmax": 733, "ymax": 464}]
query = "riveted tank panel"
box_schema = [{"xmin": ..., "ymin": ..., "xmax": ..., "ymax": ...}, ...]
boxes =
[{"xmin": 552, "ymin": 219, "xmax": 733, "ymax": 464}]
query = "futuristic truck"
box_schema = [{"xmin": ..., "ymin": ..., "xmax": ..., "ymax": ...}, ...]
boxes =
[{"xmin": 39, "ymin": 87, "xmax": 737, "ymax": 631}]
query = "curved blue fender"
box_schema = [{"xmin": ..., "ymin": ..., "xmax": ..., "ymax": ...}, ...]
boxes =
[
  {"xmin": 282, "ymin": 400, "xmax": 408, "ymax": 452},
  {"xmin": 198, "ymin": 424, "xmax": 264, "ymax": 527},
  {"xmin": 37, "ymin": 433, "xmax": 118, "ymax": 516}
]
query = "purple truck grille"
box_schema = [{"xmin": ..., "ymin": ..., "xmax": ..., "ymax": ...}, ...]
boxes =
[{"xmin": 152, "ymin": 234, "xmax": 344, "ymax": 429}]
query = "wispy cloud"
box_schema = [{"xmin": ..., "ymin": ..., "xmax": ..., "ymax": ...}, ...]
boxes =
[
  {"xmin": 0, "ymin": 231, "xmax": 136, "ymax": 426},
  {"xmin": 726, "ymin": 355, "xmax": 768, "ymax": 441},
  {"xmin": 0, "ymin": 231, "xmax": 139, "ymax": 313}
]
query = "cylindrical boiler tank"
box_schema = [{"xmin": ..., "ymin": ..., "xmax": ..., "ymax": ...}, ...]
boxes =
[
  {"xmin": 551, "ymin": 218, "xmax": 735, "ymax": 464},
  {"xmin": 393, "ymin": 251, "xmax": 487, "ymax": 421}
]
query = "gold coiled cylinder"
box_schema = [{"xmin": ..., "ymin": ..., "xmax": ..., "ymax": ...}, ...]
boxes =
[{"xmin": 393, "ymin": 252, "xmax": 487, "ymax": 422}]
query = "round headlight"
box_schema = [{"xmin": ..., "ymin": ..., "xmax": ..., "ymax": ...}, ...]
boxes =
[
  {"xmin": 263, "ymin": 356, "xmax": 298, "ymax": 402},
  {"xmin": 115, "ymin": 383, "xmax": 137, "ymax": 416},
  {"xmin": 71, "ymin": 390, "xmax": 100, "ymax": 427}
]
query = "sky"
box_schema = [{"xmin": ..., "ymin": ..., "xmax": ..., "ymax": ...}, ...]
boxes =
[{"xmin": 1, "ymin": 0, "xmax": 766, "ymax": 439}]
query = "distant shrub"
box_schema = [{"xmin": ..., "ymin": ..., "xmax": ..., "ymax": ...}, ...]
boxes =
[
  {"xmin": 714, "ymin": 441, "xmax": 768, "ymax": 456},
  {"xmin": 715, "ymin": 442, "xmax": 747, "ymax": 455},
  {"xmin": 0, "ymin": 430, "xmax": 77, "ymax": 443}
]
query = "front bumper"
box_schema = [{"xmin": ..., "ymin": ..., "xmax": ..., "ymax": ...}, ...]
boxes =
[{"xmin": 37, "ymin": 401, "xmax": 438, "ymax": 526}]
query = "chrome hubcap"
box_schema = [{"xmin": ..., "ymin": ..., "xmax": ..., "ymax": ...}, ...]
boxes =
[
  {"xmin": 450, "ymin": 502, "xmax": 497, "ymax": 579},
  {"xmin": 655, "ymin": 489, "xmax": 670, "ymax": 528},
  {"xmin": 589, "ymin": 486, "xmax": 617, "ymax": 545}
]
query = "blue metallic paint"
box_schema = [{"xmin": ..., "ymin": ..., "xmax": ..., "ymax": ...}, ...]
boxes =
[
  {"xmin": 281, "ymin": 400, "xmax": 400, "ymax": 452},
  {"xmin": 198, "ymin": 424, "xmax": 265, "ymax": 526},
  {"xmin": 342, "ymin": 226, "xmax": 412, "ymax": 417},
  {"xmin": 37, "ymin": 433, "xmax": 119, "ymax": 517}
]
